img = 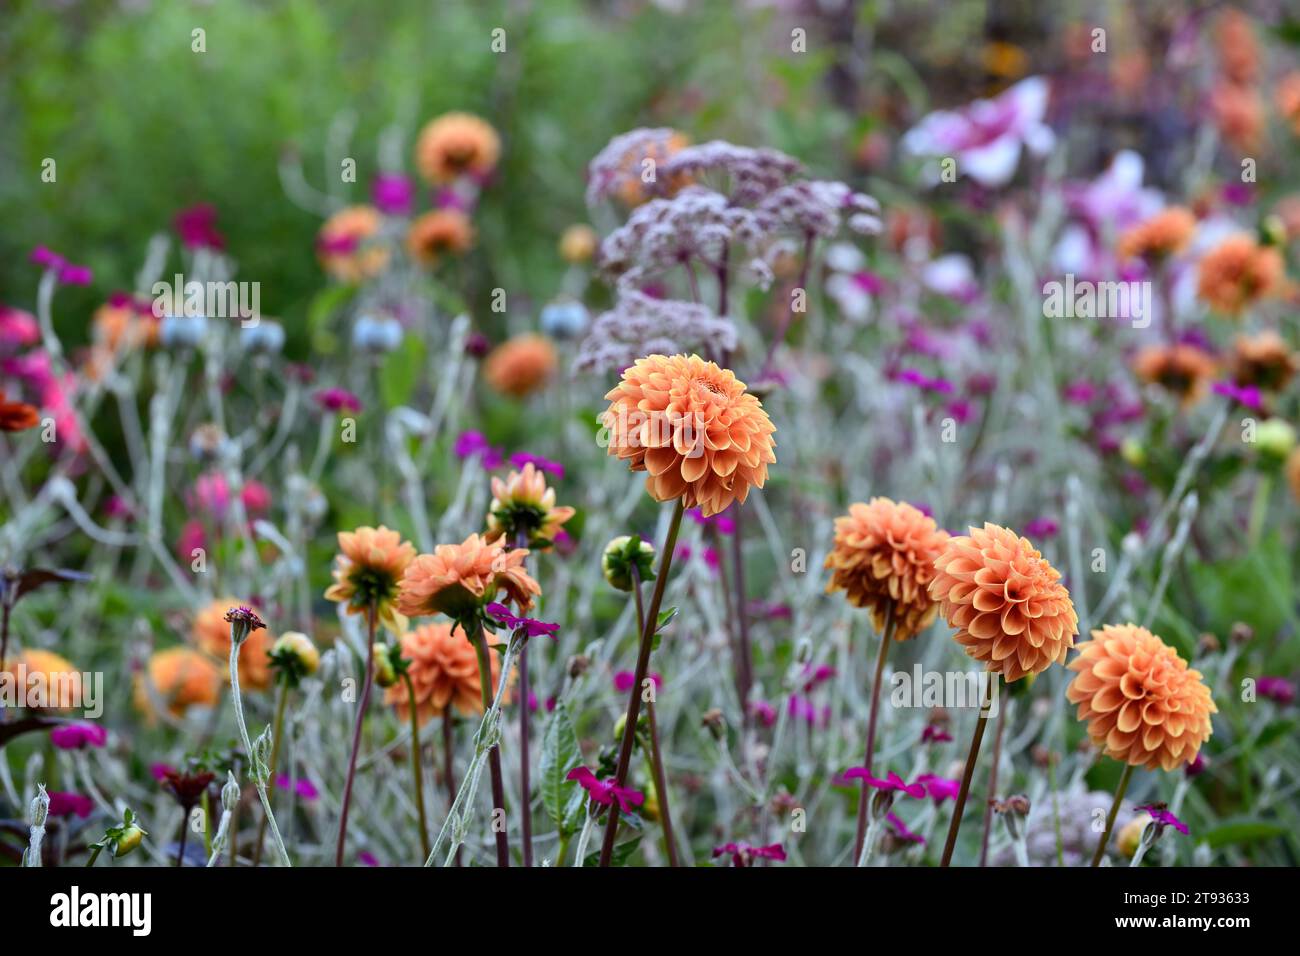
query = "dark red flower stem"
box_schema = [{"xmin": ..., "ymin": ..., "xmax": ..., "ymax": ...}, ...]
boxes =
[
  {"xmin": 599, "ymin": 498, "xmax": 685, "ymax": 866},
  {"xmin": 470, "ymin": 617, "xmax": 510, "ymax": 867},
  {"xmin": 940, "ymin": 677, "xmax": 997, "ymax": 867},
  {"xmin": 513, "ymin": 529, "xmax": 533, "ymax": 867},
  {"xmin": 631, "ymin": 561, "xmax": 679, "ymax": 867},
  {"xmin": 335, "ymin": 600, "xmax": 377, "ymax": 867},
  {"xmin": 1090, "ymin": 763, "xmax": 1134, "ymax": 867},
  {"xmin": 852, "ymin": 606, "xmax": 895, "ymax": 863},
  {"xmin": 978, "ymin": 700, "xmax": 1009, "ymax": 867}
]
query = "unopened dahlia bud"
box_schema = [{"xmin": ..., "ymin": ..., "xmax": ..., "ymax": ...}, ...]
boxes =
[
  {"xmin": 1256, "ymin": 418, "xmax": 1296, "ymax": 460},
  {"xmin": 1120, "ymin": 437, "xmax": 1146, "ymax": 468},
  {"xmin": 559, "ymin": 224, "xmax": 598, "ymax": 263},
  {"xmin": 567, "ymin": 654, "xmax": 590, "ymax": 680},
  {"xmin": 372, "ymin": 644, "xmax": 398, "ymax": 688},
  {"xmin": 270, "ymin": 631, "xmax": 320, "ymax": 683},
  {"xmin": 602, "ymin": 535, "xmax": 656, "ymax": 592},
  {"xmin": 114, "ymin": 824, "xmax": 145, "ymax": 858}
]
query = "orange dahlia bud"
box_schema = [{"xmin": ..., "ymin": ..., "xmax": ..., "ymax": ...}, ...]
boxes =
[
  {"xmin": 406, "ymin": 209, "xmax": 475, "ymax": 266},
  {"xmin": 824, "ymin": 498, "xmax": 949, "ymax": 639},
  {"xmin": 1116, "ymin": 207, "xmax": 1196, "ymax": 263},
  {"xmin": 601, "ymin": 354, "xmax": 777, "ymax": 517},
  {"xmin": 1230, "ymin": 330, "xmax": 1297, "ymax": 391},
  {"xmin": 396, "ymin": 533, "xmax": 541, "ymax": 620},
  {"xmin": 1132, "ymin": 343, "xmax": 1218, "ymax": 407},
  {"xmin": 317, "ymin": 205, "xmax": 389, "ymax": 283},
  {"xmin": 483, "ymin": 334, "xmax": 558, "ymax": 399},
  {"xmin": 929, "ymin": 523, "xmax": 1078, "ymax": 682},
  {"xmin": 1198, "ymin": 233, "xmax": 1284, "ymax": 315},
  {"xmin": 383, "ymin": 621, "xmax": 511, "ymax": 724},
  {"xmin": 484, "ymin": 462, "xmax": 575, "ymax": 548},
  {"xmin": 559, "ymin": 224, "xmax": 598, "ymax": 263},
  {"xmin": 133, "ymin": 646, "xmax": 222, "ymax": 718},
  {"xmin": 1066, "ymin": 624, "xmax": 1216, "ymax": 771},
  {"xmin": 193, "ymin": 598, "xmax": 274, "ymax": 690},
  {"xmin": 324, "ymin": 525, "xmax": 417, "ymax": 631},
  {"xmin": 415, "ymin": 112, "xmax": 500, "ymax": 184}
]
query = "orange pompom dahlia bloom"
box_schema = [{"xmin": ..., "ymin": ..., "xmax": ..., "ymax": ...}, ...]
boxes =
[
  {"xmin": 824, "ymin": 498, "xmax": 949, "ymax": 639},
  {"xmin": 396, "ymin": 533, "xmax": 540, "ymax": 620},
  {"xmin": 317, "ymin": 205, "xmax": 390, "ymax": 283},
  {"xmin": 1230, "ymin": 330, "xmax": 1297, "ymax": 391},
  {"xmin": 415, "ymin": 112, "xmax": 500, "ymax": 184},
  {"xmin": 601, "ymin": 354, "xmax": 777, "ymax": 517},
  {"xmin": 1196, "ymin": 234, "xmax": 1284, "ymax": 315},
  {"xmin": 3, "ymin": 649, "xmax": 81, "ymax": 711},
  {"xmin": 193, "ymin": 598, "xmax": 274, "ymax": 690},
  {"xmin": 1132, "ymin": 343, "xmax": 1218, "ymax": 407},
  {"xmin": 929, "ymin": 523, "xmax": 1078, "ymax": 682},
  {"xmin": 483, "ymin": 334, "xmax": 557, "ymax": 398},
  {"xmin": 406, "ymin": 209, "xmax": 475, "ymax": 266},
  {"xmin": 134, "ymin": 646, "xmax": 222, "ymax": 718},
  {"xmin": 384, "ymin": 621, "xmax": 510, "ymax": 725},
  {"xmin": 484, "ymin": 461, "xmax": 575, "ymax": 549},
  {"xmin": 1116, "ymin": 207, "xmax": 1196, "ymax": 263},
  {"xmin": 1066, "ymin": 624, "xmax": 1216, "ymax": 771},
  {"xmin": 324, "ymin": 526, "xmax": 417, "ymax": 630}
]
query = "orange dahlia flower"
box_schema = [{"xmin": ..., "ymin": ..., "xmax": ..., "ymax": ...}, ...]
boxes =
[
  {"xmin": 93, "ymin": 301, "xmax": 154, "ymax": 353},
  {"xmin": 2, "ymin": 649, "xmax": 80, "ymax": 711},
  {"xmin": 406, "ymin": 209, "xmax": 475, "ymax": 266},
  {"xmin": 396, "ymin": 533, "xmax": 541, "ymax": 620},
  {"xmin": 483, "ymin": 334, "xmax": 557, "ymax": 399},
  {"xmin": 1277, "ymin": 71, "xmax": 1300, "ymax": 134},
  {"xmin": 1132, "ymin": 344, "xmax": 1218, "ymax": 407},
  {"xmin": 601, "ymin": 354, "xmax": 777, "ymax": 517},
  {"xmin": 1197, "ymin": 234, "xmax": 1283, "ymax": 315},
  {"xmin": 1230, "ymin": 330, "xmax": 1297, "ymax": 391},
  {"xmin": 193, "ymin": 597, "xmax": 274, "ymax": 690},
  {"xmin": 0, "ymin": 390, "xmax": 40, "ymax": 432},
  {"xmin": 824, "ymin": 498, "xmax": 949, "ymax": 639},
  {"xmin": 559, "ymin": 224, "xmax": 599, "ymax": 263},
  {"xmin": 415, "ymin": 112, "xmax": 500, "ymax": 184},
  {"xmin": 1066, "ymin": 623, "xmax": 1216, "ymax": 771},
  {"xmin": 1116, "ymin": 207, "xmax": 1196, "ymax": 263},
  {"xmin": 134, "ymin": 646, "xmax": 222, "ymax": 718},
  {"xmin": 318, "ymin": 205, "xmax": 389, "ymax": 283},
  {"xmin": 484, "ymin": 461, "xmax": 575, "ymax": 549},
  {"xmin": 929, "ymin": 523, "xmax": 1078, "ymax": 682},
  {"xmin": 384, "ymin": 621, "xmax": 511, "ymax": 724},
  {"xmin": 1216, "ymin": 8, "xmax": 1259, "ymax": 85},
  {"xmin": 324, "ymin": 525, "xmax": 417, "ymax": 631},
  {"xmin": 1287, "ymin": 446, "xmax": 1300, "ymax": 503}
]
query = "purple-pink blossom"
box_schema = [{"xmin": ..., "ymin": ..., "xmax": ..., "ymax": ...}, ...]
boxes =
[
  {"xmin": 50, "ymin": 722, "xmax": 108, "ymax": 751},
  {"xmin": 509, "ymin": 451, "xmax": 564, "ymax": 479},
  {"xmin": 1258, "ymin": 676, "xmax": 1295, "ymax": 706},
  {"xmin": 887, "ymin": 812, "xmax": 926, "ymax": 845},
  {"xmin": 1135, "ymin": 804, "xmax": 1189, "ymax": 836},
  {"xmin": 453, "ymin": 430, "xmax": 503, "ymax": 468},
  {"xmin": 47, "ymin": 791, "xmax": 95, "ymax": 819},
  {"xmin": 1211, "ymin": 380, "xmax": 1263, "ymax": 410},
  {"xmin": 915, "ymin": 773, "xmax": 962, "ymax": 803},
  {"xmin": 276, "ymin": 776, "xmax": 320, "ymax": 800},
  {"xmin": 175, "ymin": 204, "xmax": 225, "ymax": 250},
  {"xmin": 614, "ymin": 670, "xmax": 662, "ymax": 693},
  {"xmin": 921, "ymin": 724, "xmax": 952, "ymax": 744},
  {"xmin": 566, "ymin": 766, "xmax": 644, "ymax": 814},
  {"xmin": 712, "ymin": 841, "xmax": 786, "ymax": 866},
  {"xmin": 372, "ymin": 173, "xmax": 415, "ymax": 216},
  {"xmin": 843, "ymin": 769, "xmax": 926, "ymax": 799},
  {"xmin": 314, "ymin": 387, "xmax": 362, "ymax": 413},
  {"xmin": 485, "ymin": 602, "xmax": 559, "ymax": 640}
]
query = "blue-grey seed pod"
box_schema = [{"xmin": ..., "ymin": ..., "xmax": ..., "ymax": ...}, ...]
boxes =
[
  {"xmin": 160, "ymin": 313, "xmax": 208, "ymax": 350},
  {"xmin": 540, "ymin": 299, "xmax": 589, "ymax": 340},
  {"xmin": 352, "ymin": 314, "xmax": 404, "ymax": 353},
  {"xmin": 240, "ymin": 319, "xmax": 285, "ymax": 355}
]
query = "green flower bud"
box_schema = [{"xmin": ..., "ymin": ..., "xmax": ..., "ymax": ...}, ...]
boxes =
[
  {"xmin": 1120, "ymin": 437, "xmax": 1145, "ymax": 468},
  {"xmin": 602, "ymin": 535, "xmax": 656, "ymax": 592},
  {"xmin": 372, "ymin": 644, "xmax": 398, "ymax": 688},
  {"xmin": 114, "ymin": 825, "xmax": 145, "ymax": 858},
  {"xmin": 1256, "ymin": 418, "xmax": 1296, "ymax": 461},
  {"xmin": 221, "ymin": 771, "xmax": 240, "ymax": 812},
  {"xmin": 271, "ymin": 631, "xmax": 320, "ymax": 680}
]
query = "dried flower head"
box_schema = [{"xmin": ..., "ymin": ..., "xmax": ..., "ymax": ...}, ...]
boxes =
[
  {"xmin": 133, "ymin": 646, "xmax": 222, "ymax": 718},
  {"xmin": 396, "ymin": 533, "xmax": 541, "ymax": 620},
  {"xmin": 1116, "ymin": 207, "xmax": 1196, "ymax": 262},
  {"xmin": 929, "ymin": 523, "xmax": 1078, "ymax": 682},
  {"xmin": 406, "ymin": 209, "xmax": 475, "ymax": 265},
  {"xmin": 484, "ymin": 461, "xmax": 575, "ymax": 548},
  {"xmin": 482, "ymin": 334, "xmax": 557, "ymax": 398},
  {"xmin": 317, "ymin": 205, "xmax": 389, "ymax": 282},
  {"xmin": 1066, "ymin": 623, "xmax": 1216, "ymax": 771},
  {"xmin": 601, "ymin": 354, "xmax": 776, "ymax": 517},
  {"xmin": 1197, "ymin": 234, "xmax": 1284, "ymax": 315},
  {"xmin": 384, "ymin": 620, "xmax": 510, "ymax": 723},
  {"xmin": 574, "ymin": 291, "xmax": 736, "ymax": 376},
  {"xmin": 194, "ymin": 599, "xmax": 273, "ymax": 689},
  {"xmin": 825, "ymin": 498, "xmax": 950, "ymax": 639},
  {"xmin": 1132, "ymin": 344, "xmax": 1218, "ymax": 407},
  {"xmin": 324, "ymin": 526, "xmax": 417, "ymax": 631},
  {"xmin": 415, "ymin": 112, "xmax": 500, "ymax": 184},
  {"xmin": 1230, "ymin": 330, "xmax": 1297, "ymax": 391}
]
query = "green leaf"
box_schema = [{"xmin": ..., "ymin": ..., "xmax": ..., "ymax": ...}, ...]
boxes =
[
  {"xmin": 583, "ymin": 834, "xmax": 641, "ymax": 868},
  {"xmin": 379, "ymin": 333, "xmax": 427, "ymax": 409},
  {"xmin": 1251, "ymin": 718, "xmax": 1296, "ymax": 751},
  {"xmin": 539, "ymin": 702, "xmax": 582, "ymax": 835},
  {"xmin": 1199, "ymin": 819, "xmax": 1288, "ymax": 849}
]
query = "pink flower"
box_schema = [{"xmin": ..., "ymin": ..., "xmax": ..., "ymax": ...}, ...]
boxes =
[
  {"xmin": 176, "ymin": 520, "xmax": 207, "ymax": 562},
  {"xmin": 843, "ymin": 769, "xmax": 926, "ymax": 799},
  {"xmin": 372, "ymin": 174, "xmax": 415, "ymax": 216},
  {"xmin": 485, "ymin": 602, "xmax": 560, "ymax": 640},
  {"xmin": 150, "ymin": 763, "xmax": 176, "ymax": 781},
  {"xmin": 1258, "ymin": 676, "xmax": 1296, "ymax": 706},
  {"xmin": 887, "ymin": 812, "xmax": 926, "ymax": 845},
  {"xmin": 0, "ymin": 307, "xmax": 40, "ymax": 349},
  {"xmin": 801, "ymin": 663, "xmax": 836, "ymax": 692},
  {"xmin": 454, "ymin": 430, "xmax": 503, "ymax": 468},
  {"xmin": 916, "ymin": 772, "xmax": 961, "ymax": 803},
  {"xmin": 50, "ymin": 722, "xmax": 107, "ymax": 750},
  {"xmin": 902, "ymin": 76, "xmax": 1055, "ymax": 188},
  {"xmin": 59, "ymin": 264, "xmax": 93, "ymax": 286},
  {"xmin": 358, "ymin": 851, "xmax": 380, "ymax": 866},
  {"xmin": 175, "ymin": 205, "xmax": 225, "ymax": 250},
  {"xmin": 46, "ymin": 791, "xmax": 94, "ymax": 819},
  {"xmin": 920, "ymin": 724, "xmax": 952, "ymax": 744},
  {"xmin": 509, "ymin": 451, "xmax": 564, "ymax": 479},
  {"xmin": 750, "ymin": 700, "xmax": 777, "ymax": 727},
  {"xmin": 1135, "ymin": 804, "xmax": 1189, "ymax": 836},
  {"xmin": 276, "ymin": 776, "xmax": 320, "ymax": 800},
  {"xmin": 712, "ymin": 841, "xmax": 786, "ymax": 866},
  {"xmin": 1212, "ymin": 380, "xmax": 1263, "ymax": 410},
  {"xmin": 314, "ymin": 387, "xmax": 362, "ymax": 413},
  {"xmin": 31, "ymin": 246, "xmax": 66, "ymax": 270},
  {"xmin": 1023, "ymin": 517, "xmax": 1059, "ymax": 538},
  {"xmin": 613, "ymin": 671, "xmax": 662, "ymax": 693},
  {"xmin": 566, "ymin": 766, "xmax": 644, "ymax": 814}
]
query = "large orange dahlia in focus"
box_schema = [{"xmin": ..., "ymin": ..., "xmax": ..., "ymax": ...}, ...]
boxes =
[
  {"xmin": 396, "ymin": 533, "xmax": 540, "ymax": 620},
  {"xmin": 384, "ymin": 621, "xmax": 510, "ymax": 725},
  {"xmin": 824, "ymin": 498, "xmax": 949, "ymax": 639},
  {"xmin": 929, "ymin": 523, "xmax": 1078, "ymax": 682},
  {"xmin": 601, "ymin": 354, "xmax": 776, "ymax": 517},
  {"xmin": 1066, "ymin": 624, "xmax": 1216, "ymax": 771}
]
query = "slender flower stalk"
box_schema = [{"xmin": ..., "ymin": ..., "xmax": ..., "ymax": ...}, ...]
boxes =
[
  {"xmin": 852, "ymin": 607, "xmax": 895, "ymax": 863},
  {"xmin": 978, "ymin": 700, "xmax": 1010, "ymax": 867},
  {"xmin": 513, "ymin": 529, "xmax": 534, "ymax": 867},
  {"xmin": 402, "ymin": 671, "xmax": 431, "ymax": 860},
  {"xmin": 631, "ymin": 561, "xmax": 679, "ymax": 867},
  {"xmin": 939, "ymin": 677, "xmax": 997, "ymax": 867},
  {"xmin": 470, "ymin": 616, "xmax": 511, "ymax": 867},
  {"xmin": 1091, "ymin": 764, "xmax": 1134, "ymax": 867},
  {"xmin": 442, "ymin": 713, "xmax": 461, "ymax": 866},
  {"xmin": 335, "ymin": 601, "xmax": 377, "ymax": 867},
  {"xmin": 599, "ymin": 498, "xmax": 686, "ymax": 866},
  {"xmin": 252, "ymin": 681, "xmax": 289, "ymax": 867}
]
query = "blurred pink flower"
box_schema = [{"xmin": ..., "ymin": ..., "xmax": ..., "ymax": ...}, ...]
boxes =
[
  {"xmin": 47, "ymin": 791, "xmax": 94, "ymax": 819},
  {"xmin": 314, "ymin": 387, "xmax": 362, "ymax": 413},
  {"xmin": 175, "ymin": 205, "xmax": 225, "ymax": 250},
  {"xmin": 51, "ymin": 722, "xmax": 107, "ymax": 750},
  {"xmin": 0, "ymin": 307, "xmax": 39, "ymax": 349},
  {"xmin": 613, "ymin": 670, "xmax": 662, "ymax": 693},
  {"xmin": 372, "ymin": 174, "xmax": 415, "ymax": 215},
  {"xmin": 916, "ymin": 772, "xmax": 961, "ymax": 803},
  {"xmin": 843, "ymin": 769, "xmax": 926, "ymax": 799},
  {"xmin": 566, "ymin": 766, "xmax": 644, "ymax": 814},
  {"xmin": 712, "ymin": 841, "xmax": 786, "ymax": 866}
]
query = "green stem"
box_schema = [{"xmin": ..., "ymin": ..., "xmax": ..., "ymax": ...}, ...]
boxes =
[
  {"xmin": 335, "ymin": 601, "xmax": 377, "ymax": 867},
  {"xmin": 852, "ymin": 607, "xmax": 895, "ymax": 864},
  {"xmin": 253, "ymin": 679, "xmax": 289, "ymax": 867},
  {"xmin": 403, "ymin": 672, "xmax": 431, "ymax": 861},
  {"xmin": 85, "ymin": 844, "xmax": 102, "ymax": 867},
  {"xmin": 939, "ymin": 677, "xmax": 997, "ymax": 867},
  {"xmin": 471, "ymin": 617, "xmax": 511, "ymax": 867},
  {"xmin": 1091, "ymin": 763, "xmax": 1134, "ymax": 867},
  {"xmin": 230, "ymin": 640, "xmax": 290, "ymax": 866}
]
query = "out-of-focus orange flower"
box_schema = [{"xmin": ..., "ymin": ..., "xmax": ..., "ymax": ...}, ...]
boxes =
[
  {"xmin": 1116, "ymin": 207, "xmax": 1196, "ymax": 262},
  {"xmin": 323, "ymin": 526, "xmax": 417, "ymax": 632},
  {"xmin": 929, "ymin": 523, "xmax": 1078, "ymax": 683},
  {"xmin": 559, "ymin": 224, "xmax": 598, "ymax": 263},
  {"xmin": 1274, "ymin": 195, "xmax": 1300, "ymax": 241},
  {"xmin": 415, "ymin": 112, "xmax": 500, "ymax": 185},
  {"xmin": 0, "ymin": 390, "xmax": 40, "ymax": 432},
  {"xmin": 1216, "ymin": 8, "xmax": 1259, "ymax": 85},
  {"xmin": 317, "ymin": 205, "xmax": 389, "ymax": 283},
  {"xmin": 602, "ymin": 354, "xmax": 777, "ymax": 517},
  {"xmin": 614, "ymin": 130, "xmax": 690, "ymax": 207},
  {"xmin": 1276, "ymin": 71, "xmax": 1300, "ymax": 134},
  {"xmin": 1196, "ymin": 234, "xmax": 1283, "ymax": 315},
  {"xmin": 484, "ymin": 462, "xmax": 575, "ymax": 549},
  {"xmin": 134, "ymin": 646, "xmax": 222, "ymax": 718},
  {"xmin": 885, "ymin": 207, "xmax": 941, "ymax": 255},
  {"xmin": 483, "ymin": 334, "xmax": 557, "ymax": 399},
  {"xmin": 406, "ymin": 209, "xmax": 475, "ymax": 265},
  {"xmin": 1230, "ymin": 330, "xmax": 1297, "ymax": 391},
  {"xmin": 1132, "ymin": 344, "xmax": 1218, "ymax": 407},
  {"xmin": 396, "ymin": 533, "xmax": 540, "ymax": 620},
  {"xmin": 982, "ymin": 41, "xmax": 1028, "ymax": 80},
  {"xmin": 1287, "ymin": 446, "xmax": 1300, "ymax": 502},
  {"xmin": 1210, "ymin": 83, "xmax": 1264, "ymax": 151},
  {"xmin": 825, "ymin": 498, "xmax": 949, "ymax": 640},
  {"xmin": 193, "ymin": 598, "xmax": 274, "ymax": 690},
  {"xmin": 1066, "ymin": 623, "xmax": 1216, "ymax": 771},
  {"xmin": 384, "ymin": 621, "xmax": 511, "ymax": 724},
  {"xmin": 2, "ymin": 649, "xmax": 80, "ymax": 711}
]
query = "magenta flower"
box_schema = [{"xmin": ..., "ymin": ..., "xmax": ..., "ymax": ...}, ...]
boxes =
[
  {"xmin": 47, "ymin": 791, "xmax": 95, "ymax": 819},
  {"xmin": 358, "ymin": 851, "xmax": 380, "ymax": 866},
  {"xmin": 801, "ymin": 663, "xmax": 836, "ymax": 692},
  {"xmin": 1258, "ymin": 676, "xmax": 1296, "ymax": 706},
  {"xmin": 509, "ymin": 451, "xmax": 564, "ymax": 479},
  {"xmin": 916, "ymin": 772, "xmax": 961, "ymax": 803},
  {"xmin": 454, "ymin": 430, "xmax": 503, "ymax": 468},
  {"xmin": 1023, "ymin": 517, "xmax": 1059, "ymax": 538},
  {"xmin": 566, "ymin": 766, "xmax": 644, "ymax": 814},
  {"xmin": 1211, "ymin": 380, "xmax": 1263, "ymax": 411},
  {"xmin": 314, "ymin": 387, "xmax": 362, "ymax": 413},
  {"xmin": 485, "ymin": 602, "xmax": 559, "ymax": 640},
  {"xmin": 787, "ymin": 694, "xmax": 828, "ymax": 727},
  {"xmin": 887, "ymin": 812, "xmax": 926, "ymax": 845},
  {"xmin": 59, "ymin": 264, "xmax": 93, "ymax": 286},
  {"xmin": 712, "ymin": 841, "xmax": 786, "ymax": 867},
  {"xmin": 0, "ymin": 306, "xmax": 40, "ymax": 349},
  {"xmin": 316, "ymin": 233, "xmax": 359, "ymax": 255},
  {"xmin": 852, "ymin": 270, "xmax": 886, "ymax": 295},
  {"xmin": 276, "ymin": 776, "xmax": 320, "ymax": 800},
  {"xmin": 372, "ymin": 173, "xmax": 415, "ymax": 216},
  {"xmin": 843, "ymin": 769, "xmax": 926, "ymax": 799},
  {"xmin": 613, "ymin": 671, "xmax": 662, "ymax": 693},
  {"xmin": 1135, "ymin": 804, "xmax": 1189, "ymax": 836},
  {"xmin": 687, "ymin": 507, "xmax": 735, "ymax": 535},
  {"xmin": 1185, "ymin": 752, "xmax": 1207, "ymax": 778},
  {"xmin": 1064, "ymin": 380, "xmax": 1098, "ymax": 404},
  {"xmin": 50, "ymin": 722, "xmax": 108, "ymax": 751},
  {"xmin": 920, "ymin": 724, "xmax": 952, "ymax": 744},
  {"xmin": 895, "ymin": 368, "xmax": 955, "ymax": 394},
  {"xmin": 30, "ymin": 246, "xmax": 66, "ymax": 270},
  {"xmin": 750, "ymin": 700, "xmax": 777, "ymax": 728},
  {"xmin": 174, "ymin": 204, "xmax": 225, "ymax": 250},
  {"xmin": 149, "ymin": 763, "xmax": 176, "ymax": 781}
]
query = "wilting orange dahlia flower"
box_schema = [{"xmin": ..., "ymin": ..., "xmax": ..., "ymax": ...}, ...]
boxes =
[
  {"xmin": 1197, "ymin": 234, "xmax": 1284, "ymax": 315},
  {"xmin": 318, "ymin": 205, "xmax": 390, "ymax": 283},
  {"xmin": 484, "ymin": 461, "xmax": 575, "ymax": 549},
  {"xmin": 601, "ymin": 354, "xmax": 777, "ymax": 517},
  {"xmin": 483, "ymin": 334, "xmax": 557, "ymax": 398},
  {"xmin": 1132, "ymin": 344, "xmax": 1218, "ymax": 407},
  {"xmin": 134, "ymin": 646, "xmax": 222, "ymax": 718},
  {"xmin": 193, "ymin": 598, "xmax": 273, "ymax": 690},
  {"xmin": 929, "ymin": 523, "xmax": 1078, "ymax": 682},
  {"xmin": 1066, "ymin": 624, "xmax": 1216, "ymax": 771},
  {"xmin": 415, "ymin": 112, "xmax": 500, "ymax": 184},
  {"xmin": 1116, "ymin": 207, "xmax": 1196, "ymax": 263},
  {"xmin": 824, "ymin": 498, "xmax": 949, "ymax": 639},
  {"xmin": 384, "ymin": 621, "xmax": 510, "ymax": 724},
  {"xmin": 324, "ymin": 525, "xmax": 417, "ymax": 631},
  {"xmin": 396, "ymin": 533, "xmax": 541, "ymax": 620},
  {"xmin": 1230, "ymin": 330, "xmax": 1297, "ymax": 391},
  {"xmin": 2, "ymin": 649, "xmax": 81, "ymax": 711},
  {"xmin": 406, "ymin": 209, "xmax": 475, "ymax": 266}
]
